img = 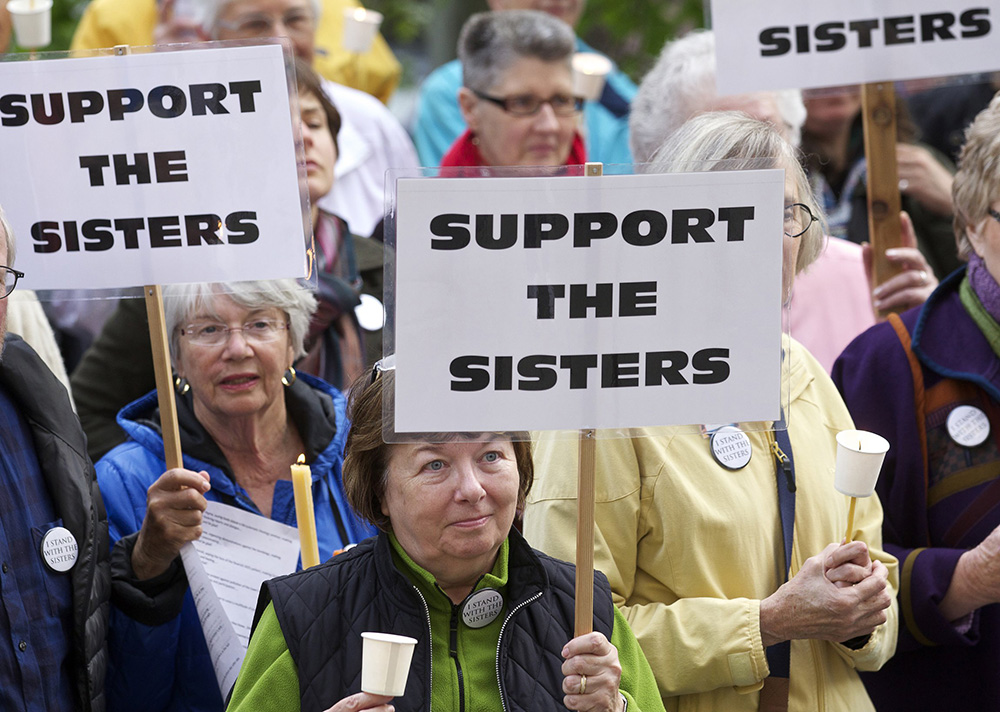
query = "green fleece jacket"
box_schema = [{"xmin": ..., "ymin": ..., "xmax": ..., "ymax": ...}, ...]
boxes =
[{"xmin": 228, "ymin": 536, "xmax": 665, "ymax": 712}]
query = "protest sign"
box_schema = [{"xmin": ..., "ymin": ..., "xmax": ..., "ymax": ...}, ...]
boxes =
[
  {"xmin": 712, "ymin": 0, "xmax": 1000, "ymax": 94},
  {"xmin": 0, "ymin": 44, "xmax": 307, "ymax": 289},
  {"xmin": 392, "ymin": 170, "xmax": 786, "ymax": 434}
]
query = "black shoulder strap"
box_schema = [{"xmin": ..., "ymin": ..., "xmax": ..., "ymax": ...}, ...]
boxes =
[{"xmin": 763, "ymin": 429, "xmax": 796, "ymax": 704}]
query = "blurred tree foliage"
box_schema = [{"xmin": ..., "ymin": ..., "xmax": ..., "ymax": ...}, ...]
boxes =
[
  {"xmin": 577, "ymin": 0, "xmax": 705, "ymax": 79},
  {"xmin": 366, "ymin": 0, "xmax": 707, "ymax": 82},
  {"xmin": 32, "ymin": 0, "xmax": 706, "ymax": 83}
]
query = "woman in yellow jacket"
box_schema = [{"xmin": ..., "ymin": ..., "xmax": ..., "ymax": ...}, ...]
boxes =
[{"xmin": 523, "ymin": 112, "xmax": 899, "ymax": 712}]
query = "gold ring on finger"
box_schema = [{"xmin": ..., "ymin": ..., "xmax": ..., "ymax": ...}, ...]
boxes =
[{"xmin": 579, "ymin": 674, "xmax": 587, "ymax": 695}]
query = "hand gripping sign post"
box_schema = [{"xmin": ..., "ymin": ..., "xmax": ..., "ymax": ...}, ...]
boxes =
[
  {"xmin": 0, "ymin": 40, "xmax": 312, "ymax": 696},
  {"xmin": 712, "ymin": 0, "xmax": 1000, "ymax": 309},
  {"xmin": 385, "ymin": 159, "xmax": 790, "ymax": 636}
]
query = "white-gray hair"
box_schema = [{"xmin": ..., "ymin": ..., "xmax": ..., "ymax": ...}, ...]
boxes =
[
  {"xmin": 164, "ymin": 279, "xmax": 317, "ymax": 363},
  {"xmin": 629, "ymin": 29, "xmax": 805, "ymax": 162},
  {"xmin": 953, "ymin": 91, "xmax": 1000, "ymax": 259},
  {"xmin": 203, "ymin": 0, "xmax": 323, "ymax": 37},
  {"xmin": 0, "ymin": 203, "xmax": 14, "ymax": 267},
  {"xmin": 459, "ymin": 10, "xmax": 576, "ymax": 94},
  {"xmin": 648, "ymin": 111, "xmax": 824, "ymax": 274}
]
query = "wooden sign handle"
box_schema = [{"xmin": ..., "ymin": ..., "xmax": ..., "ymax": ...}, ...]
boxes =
[
  {"xmin": 145, "ymin": 285, "xmax": 183, "ymax": 471},
  {"xmin": 861, "ymin": 82, "xmax": 905, "ymax": 310},
  {"xmin": 574, "ymin": 161, "xmax": 603, "ymax": 637},
  {"xmin": 575, "ymin": 429, "xmax": 596, "ymax": 637}
]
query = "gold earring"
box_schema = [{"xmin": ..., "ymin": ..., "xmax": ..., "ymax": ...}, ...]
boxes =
[
  {"xmin": 175, "ymin": 376, "xmax": 190, "ymax": 395},
  {"xmin": 281, "ymin": 366, "xmax": 297, "ymax": 387}
]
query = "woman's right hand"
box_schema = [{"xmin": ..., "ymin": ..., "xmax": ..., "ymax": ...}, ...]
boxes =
[
  {"xmin": 131, "ymin": 468, "xmax": 211, "ymax": 580},
  {"xmin": 759, "ymin": 542, "xmax": 891, "ymax": 647},
  {"xmin": 323, "ymin": 692, "xmax": 394, "ymax": 712},
  {"xmin": 941, "ymin": 523, "xmax": 1000, "ymax": 621}
]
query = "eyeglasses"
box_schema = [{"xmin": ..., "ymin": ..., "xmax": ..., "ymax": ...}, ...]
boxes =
[
  {"xmin": 216, "ymin": 8, "xmax": 315, "ymax": 37},
  {"xmin": 0, "ymin": 265, "xmax": 24, "ymax": 299},
  {"xmin": 180, "ymin": 319, "xmax": 290, "ymax": 347},
  {"xmin": 472, "ymin": 90, "xmax": 584, "ymax": 117},
  {"xmin": 784, "ymin": 203, "xmax": 818, "ymax": 238},
  {"xmin": 989, "ymin": 207, "xmax": 1000, "ymax": 225}
]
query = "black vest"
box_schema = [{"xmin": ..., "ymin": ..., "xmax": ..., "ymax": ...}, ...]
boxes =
[{"xmin": 255, "ymin": 530, "xmax": 614, "ymax": 712}]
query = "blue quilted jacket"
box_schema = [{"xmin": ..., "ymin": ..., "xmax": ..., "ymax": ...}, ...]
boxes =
[{"xmin": 96, "ymin": 373, "xmax": 376, "ymax": 712}]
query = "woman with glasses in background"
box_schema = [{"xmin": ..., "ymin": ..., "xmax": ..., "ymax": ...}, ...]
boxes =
[
  {"xmin": 441, "ymin": 10, "xmax": 585, "ymax": 171},
  {"xmin": 834, "ymin": 93, "xmax": 1000, "ymax": 711},
  {"xmin": 94, "ymin": 279, "xmax": 376, "ymax": 712}
]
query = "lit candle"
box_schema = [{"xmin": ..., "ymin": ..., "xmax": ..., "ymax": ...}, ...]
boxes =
[
  {"xmin": 833, "ymin": 430, "xmax": 890, "ymax": 543},
  {"xmin": 291, "ymin": 454, "xmax": 321, "ymax": 568},
  {"xmin": 571, "ymin": 52, "xmax": 613, "ymax": 102},
  {"xmin": 342, "ymin": 6, "xmax": 383, "ymax": 53}
]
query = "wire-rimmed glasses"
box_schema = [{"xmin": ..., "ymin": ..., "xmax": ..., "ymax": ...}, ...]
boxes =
[{"xmin": 0, "ymin": 265, "xmax": 24, "ymax": 299}]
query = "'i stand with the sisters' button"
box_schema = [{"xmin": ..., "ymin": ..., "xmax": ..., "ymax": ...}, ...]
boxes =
[
  {"xmin": 461, "ymin": 589, "xmax": 503, "ymax": 628},
  {"xmin": 40, "ymin": 527, "xmax": 78, "ymax": 573},
  {"xmin": 947, "ymin": 405, "xmax": 990, "ymax": 448},
  {"xmin": 711, "ymin": 426, "xmax": 752, "ymax": 470}
]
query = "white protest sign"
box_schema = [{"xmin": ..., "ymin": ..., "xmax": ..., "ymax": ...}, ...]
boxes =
[
  {"xmin": 393, "ymin": 171, "xmax": 785, "ymax": 433},
  {"xmin": 0, "ymin": 44, "xmax": 307, "ymax": 289},
  {"xmin": 712, "ymin": 0, "xmax": 1000, "ymax": 95}
]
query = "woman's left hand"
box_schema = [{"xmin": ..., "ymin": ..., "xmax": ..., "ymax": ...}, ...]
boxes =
[{"xmin": 561, "ymin": 632, "xmax": 624, "ymax": 712}]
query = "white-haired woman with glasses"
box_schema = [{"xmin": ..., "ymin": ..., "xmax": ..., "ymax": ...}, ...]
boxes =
[
  {"xmin": 442, "ymin": 10, "xmax": 586, "ymax": 170},
  {"xmin": 833, "ymin": 92, "xmax": 1000, "ymax": 711},
  {"xmin": 524, "ymin": 112, "xmax": 898, "ymax": 711},
  {"xmin": 95, "ymin": 280, "xmax": 376, "ymax": 712}
]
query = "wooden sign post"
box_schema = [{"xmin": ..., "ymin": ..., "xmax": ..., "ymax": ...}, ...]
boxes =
[
  {"xmin": 574, "ymin": 162, "xmax": 603, "ymax": 637},
  {"xmin": 861, "ymin": 82, "xmax": 905, "ymax": 313},
  {"xmin": 111, "ymin": 46, "xmax": 184, "ymax": 472},
  {"xmin": 145, "ymin": 283, "xmax": 184, "ymax": 470}
]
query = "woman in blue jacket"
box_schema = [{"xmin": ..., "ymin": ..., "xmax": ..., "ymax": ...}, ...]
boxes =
[{"xmin": 96, "ymin": 279, "xmax": 375, "ymax": 712}]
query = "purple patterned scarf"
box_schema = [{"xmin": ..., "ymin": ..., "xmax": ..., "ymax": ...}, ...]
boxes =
[{"xmin": 967, "ymin": 251, "xmax": 1000, "ymax": 323}]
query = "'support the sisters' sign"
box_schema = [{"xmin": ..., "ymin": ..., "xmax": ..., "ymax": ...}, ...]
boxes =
[
  {"xmin": 0, "ymin": 44, "xmax": 307, "ymax": 289},
  {"xmin": 393, "ymin": 170, "xmax": 786, "ymax": 433},
  {"xmin": 712, "ymin": 0, "xmax": 999, "ymax": 95}
]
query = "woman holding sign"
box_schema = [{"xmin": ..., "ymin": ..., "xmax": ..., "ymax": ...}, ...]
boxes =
[
  {"xmin": 523, "ymin": 112, "xmax": 898, "ymax": 711},
  {"xmin": 834, "ymin": 93, "xmax": 1000, "ymax": 710},
  {"xmin": 228, "ymin": 367, "xmax": 666, "ymax": 712},
  {"xmin": 96, "ymin": 280, "xmax": 376, "ymax": 712},
  {"xmin": 440, "ymin": 10, "xmax": 586, "ymax": 171}
]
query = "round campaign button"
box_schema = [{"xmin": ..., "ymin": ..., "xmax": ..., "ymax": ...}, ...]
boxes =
[
  {"xmin": 947, "ymin": 405, "xmax": 990, "ymax": 448},
  {"xmin": 461, "ymin": 588, "xmax": 504, "ymax": 629},
  {"xmin": 710, "ymin": 426, "xmax": 752, "ymax": 470},
  {"xmin": 40, "ymin": 526, "xmax": 78, "ymax": 573},
  {"xmin": 356, "ymin": 294, "xmax": 385, "ymax": 332}
]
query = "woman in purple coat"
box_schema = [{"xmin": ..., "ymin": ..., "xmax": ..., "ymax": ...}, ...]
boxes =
[{"xmin": 832, "ymin": 91, "xmax": 1000, "ymax": 710}]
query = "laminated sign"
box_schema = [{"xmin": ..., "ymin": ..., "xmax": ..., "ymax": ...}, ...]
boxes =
[
  {"xmin": 712, "ymin": 0, "xmax": 1000, "ymax": 94},
  {"xmin": 0, "ymin": 44, "xmax": 307, "ymax": 289},
  {"xmin": 393, "ymin": 170, "xmax": 787, "ymax": 433}
]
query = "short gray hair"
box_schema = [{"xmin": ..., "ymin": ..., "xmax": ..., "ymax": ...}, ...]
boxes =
[
  {"xmin": 163, "ymin": 279, "xmax": 317, "ymax": 363},
  {"xmin": 630, "ymin": 29, "xmax": 805, "ymax": 162},
  {"xmin": 648, "ymin": 111, "xmax": 824, "ymax": 274},
  {"xmin": 953, "ymin": 91, "xmax": 1000, "ymax": 259},
  {"xmin": 204, "ymin": 0, "xmax": 323, "ymax": 38},
  {"xmin": 459, "ymin": 10, "xmax": 575, "ymax": 94},
  {"xmin": 0, "ymin": 203, "xmax": 14, "ymax": 267}
]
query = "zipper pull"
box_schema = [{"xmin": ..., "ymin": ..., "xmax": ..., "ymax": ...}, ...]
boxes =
[{"xmin": 771, "ymin": 439, "xmax": 796, "ymax": 493}]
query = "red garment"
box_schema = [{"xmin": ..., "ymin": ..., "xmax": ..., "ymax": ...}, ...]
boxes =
[{"xmin": 440, "ymin": 129, "xmax": 587, "ymax": 169}]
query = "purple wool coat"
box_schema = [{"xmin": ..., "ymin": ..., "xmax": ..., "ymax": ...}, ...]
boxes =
[{"xmin": 833, "ymin": 267, "xmax": 1000, "ymax": 710}]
